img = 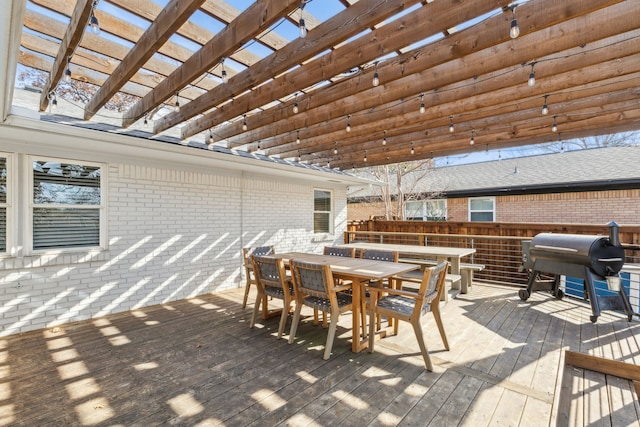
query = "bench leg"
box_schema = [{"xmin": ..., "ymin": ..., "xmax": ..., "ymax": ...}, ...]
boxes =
[{"xmin": 461, "ymin": 271, "xmax": 471, "ymax": 293}]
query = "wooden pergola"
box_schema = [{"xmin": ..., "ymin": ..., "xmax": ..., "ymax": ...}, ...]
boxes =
[{"xmin": 10, "ymin": 0, "xmax": 640, "ymax": 169}]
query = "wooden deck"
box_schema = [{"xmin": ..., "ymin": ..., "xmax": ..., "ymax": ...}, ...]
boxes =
[{"xmin": 1, "ymin": 283, "xmax": 639, "ymax": 426}]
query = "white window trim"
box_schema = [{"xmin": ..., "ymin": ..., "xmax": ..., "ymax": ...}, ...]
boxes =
[
  {"xmin": 0, "ymin": 153, "xmax": 15, "ymax": 258},
  {"xmin": 468, "ymin": 196, "xmax": 496, "ymax": 222},
  {"xmin": 313, "ymin": 188, "xmax": 333, "ymax": 235},
  {"xmin": 405, "ymin": 199, "xmax": 447, "ymax": 221},
  {"xmin": 26, "ymin": 156, "xmax": 107, "ymax": 255}
]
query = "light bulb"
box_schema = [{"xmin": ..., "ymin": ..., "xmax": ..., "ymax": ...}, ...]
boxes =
[
  {"xmin": 552, "ymin": 116, "xmax": 558, "ymax": 132},
  {"xmin": 411, "ymin": 144, "xmax": 415, "ymax": 155},
  {"xmin": 89, "ymin": 14, "xmax": 100, "ymax": 35},
  {"xmin": 242, "ymin": 115, "xmax": 247, "ymax": 131},
  {"xmin": 542, "ymin": 103, "xmax": 549, "ymax": 115},
  {"xmin": 449, "ymin": 116, "xmax": 454, "ymax": 133},
  {"xmin": 333, "ymin": 143, "xmax": 338, "ymax": 155},
  {"xmin": 470, "ymin": 131, "xmax": 475, "ymax": 145},
  {"xmin": 174, "ymin": 100, "xmax": 180, "ymax": 112},
  {"xmin": 51, "ymin": 93, "xmax": 57, "ymax": 107},
  {"xmin": 528, "ymin": 70, "xmax": 536, "ymax": 87},
  {"xmin": 510, "ymin": 18, "xmax": 519, "ymax": 39},
  {"xmin": 420, "ymin": 102, "xmax": 425, "ymax": 114},
  {"xmin": 143, "ymin": 116, "xmax": 148, "ymax": 127},
  {"xmin": 64, "ymin": 67, "xmax": 72, "ymax": 83},
  {"xmin": 299, "ymin": 18, "xmax": 307, "ymax": 38},
  {"xmin": 372, "ymin": 71, "xmax": 379, "ymax": 87},
  {"xmin": 221, "ymin": 69, "xmax": 228, "ymax": 84},
  {"xmin": 346, "ymin": 115, "xmax": 351, "ymax": 132},
  {"xmin": 293, "ymin": 102, "xmax": 298, "ymax": 114},
  {"xmin": 296, "ymin": 130, "xmax": 300, "ymax": 144},
  {"xmin": 382, "ymin": 131, "xmax": 386, "ymax": 146},
  {"xmin": 209, "ymin": 131, "xmax": 214, "ymax": 144},
  {"xmin": 364, "ymin": 151, "xmax": 367, "ymax": 162}
]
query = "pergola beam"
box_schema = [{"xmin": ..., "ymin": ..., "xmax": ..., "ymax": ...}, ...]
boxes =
[
  {"xmin": 122, "ymin": 0, "xmax": 300, "ymax": 129},
  {"xmin": 153, "ymin": 0, "xmax": 421, "ymax": 135},
  {"xmin": 38, "ymin": 0, "xmax": 92, "ymax": 111},
  {"xmin": 84, "ymin": 0, "xmax": 207, "ymax": 120},
  {"xmin": 180, "ymin": 0, "xmax": 513, "ymax": 140}
]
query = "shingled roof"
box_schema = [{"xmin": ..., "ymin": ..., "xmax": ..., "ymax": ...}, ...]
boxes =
[{"xmin": 350, "ymin": 146, "xmax": 640, "ymax": 199}]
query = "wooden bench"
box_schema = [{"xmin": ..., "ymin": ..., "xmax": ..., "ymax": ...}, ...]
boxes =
[{"xmin": 398, "ymin": 258, "xmax": 485, "ymax": 294}]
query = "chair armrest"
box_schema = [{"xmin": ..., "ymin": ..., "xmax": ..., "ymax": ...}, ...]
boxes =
[{"xmin": 334, "ymin": 284, "xmax": 353, "ymax": 293}]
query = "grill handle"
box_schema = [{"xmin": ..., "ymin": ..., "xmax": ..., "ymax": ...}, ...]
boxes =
[{"xmin": 532, "ymin": 245, "xmax": 578, "ymax": 253}]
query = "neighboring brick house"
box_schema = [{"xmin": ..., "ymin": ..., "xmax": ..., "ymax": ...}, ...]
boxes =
[{"xmin": 348, "ymin": 146, "xmax": 640, "ymax": 225}]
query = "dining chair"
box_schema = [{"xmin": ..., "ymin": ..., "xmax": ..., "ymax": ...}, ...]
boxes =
[
  {"xmin": 250, "ymin": 256, "xmax": 295, "ymax": 339},
  {"xmin": 359, "ymin": 249, "xmax": 399, "ymax": 331},
  {"xmin": 288, "ymin": 260, "xmax": 353, "ymax": 360},
  {"xmin": 242, "ymin": 245, "xmax": 275, "ymax": 309},
  {"xmin": 323, "ymin": 246, "xmax": 356, "ymax": 258},
  {"xmin": 366, "ymin": 261, "xmax": 449, "ymax": 371}
]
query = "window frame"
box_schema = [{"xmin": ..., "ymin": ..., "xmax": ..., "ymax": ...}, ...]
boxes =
[
  {"xmin": 27, "ymin": 156, "xmax": 107, "ymax": 254},
  {"xmin": 0, "ymin": 153, "xmax": 14, "ymax": 257},
  {"xmin": 468, "ymin": 196, "xmax": 496, "ymax": 222},
  {"xmin": 405, "ymin": 199, "xmax": 447, "ymax": 221},
  {"xmin": 313, "ymin": 188, "xmax": 333, "ymax": 235}
]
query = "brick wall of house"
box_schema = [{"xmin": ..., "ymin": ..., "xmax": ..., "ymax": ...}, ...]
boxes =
[
  {"xmin": 0, "ymin": 158, "xmax": 346, "ymax": 336},
  {"xmin": 348, "ymin": 189, "xmax": 640, "ymax": 225}
]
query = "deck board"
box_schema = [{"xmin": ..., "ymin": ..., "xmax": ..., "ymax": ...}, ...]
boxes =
[{"xmin": 1, "ymin": 283, "xmax": 639, "ymax": 426}]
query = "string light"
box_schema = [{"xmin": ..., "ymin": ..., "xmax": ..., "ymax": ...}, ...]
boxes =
[
  {"xmin": 297, "ymin": 150, "xmax": 301, "ymax": 162},
  {"xmin": 449, "ymin": 115, "xmax": 454, "ymax": 133},
  {"xmin": 333, "ymin": 142, "xmax": 338, "ymax": 155},
  {"xmin": 242, "ymin": 114, "xmax": 247, "ymax": 131},
  {"xmin": 509, "ymin": 7, "xmax": 519, "ymax": 39},
  {"xmin": 541, "ymin": 95, "xmax": 549, "ymax": 115},
  {"xmin": 552, "ymin": 115, "xmax": 558, "ymax": 132},
  {"xmin": 89, "ymin": 0, "xmax": 100, "ymax": 35},
  {"xmin": 382, "ymin": 130, "xmax": 387, "ymax": 146},
  {"xmin": 346, "ymin": 115, "xmax": 351, "ymax": 132},
  {"xmin": 372, "ymin": 62, "xmax": 379, "ymax": 87},
  {"xmin": 293, "ymin": 93, "xmax": 299, "ymax": 114},
  {"xmin": 174, "ymin": 92, "xmax": 180, "ymax": 112},
  {"xmin": 209, "ymin": 129, "xmax": 214, "ymax": 144},
  {"xmin": 221, "ymin": 58, "xmax": 228, "ymax": 84},
  {"xmin": 364, "ymin": 150, "xmax": 367, "ymax": 162},
  {"xmin": 470, "ymin": 130, "xmax": 475, "ymax": 145},
  {"xmin": 327, "ymin": 161, "xmax": 331, "ymax": 168},
  {"xmin": 411, "ymin": 142, "xmax": 415, "ymax": 155},
  {"xmin": 64, "ymin": 56, "xmax": 72, "ymax": 83},
  {"xmin": 528, "ymin": 63, "xmax": 536, "ymax": 87},
  {"xmin": 420, "ymin": 94, "xmax": 425, "ymax": 114},
  {"xmin": 296, "ymin": 130, "xmax": 300, "ymax": 144},
  {"xmin": 299, "ymin": 2, "xmax": 307, "ymax": 38}
]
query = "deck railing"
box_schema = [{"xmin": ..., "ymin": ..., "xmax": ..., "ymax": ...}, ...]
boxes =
[{"xmin": 344, "ymin": 222, "xmax": 640, "ymax": 315}]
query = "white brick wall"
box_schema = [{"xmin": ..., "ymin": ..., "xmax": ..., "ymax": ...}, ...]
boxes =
[{"xmin": 0, "ymin": 162, "xmax": 348, "ymax": 336}]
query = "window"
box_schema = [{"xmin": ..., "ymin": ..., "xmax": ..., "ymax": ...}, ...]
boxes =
[
  {"xmin": 31, "ymin": 159, "xmax": 104, "ymax": 250},
  {"xmin": 469, "ymin": 197, "xmax": 495, "ymax": 222},
  {"xmin": 313, "ymin": 189, "xmax": 332, "ymax": 234},
  {"xmin": 0, "ymin": 156, "xmax": 8, "ymax": 253},
  {"xmin": 405, "ymin": 199, "xmax": 447, "ymax": 221}
]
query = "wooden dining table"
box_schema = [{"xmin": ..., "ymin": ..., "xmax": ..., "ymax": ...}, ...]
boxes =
[
  {"xmin": 338, "ymin": 242, "xmax": 476, "ymax": 277},
  {"xmin": 272, "ymin": 252, "xmax": 419, "ymax": 353}
]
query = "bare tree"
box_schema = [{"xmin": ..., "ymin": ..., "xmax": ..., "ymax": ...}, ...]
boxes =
[
  {"xmin": 366, "ymin": 159, "xmax": 441, "ymax": 220},
  {"xmin": 18, "ymin": 68, "xmax": 138, "ymax": 112}
]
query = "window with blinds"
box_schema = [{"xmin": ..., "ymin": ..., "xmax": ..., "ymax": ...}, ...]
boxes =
[
  {"xmin": 32, "ymin": 160, "xmax": 102, "ymax": 250},
  {"xmin": 313, "ymin": 189, "xmax": 332, "ymax": 234},
  {"xmin": 469, "ymin": 197, "xmax": 495, "ymax": 222}
]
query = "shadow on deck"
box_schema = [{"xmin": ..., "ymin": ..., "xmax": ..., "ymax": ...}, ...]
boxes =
[{"xmin": 1, "ymin": 283, "xmax": 639, "ymax": 426}]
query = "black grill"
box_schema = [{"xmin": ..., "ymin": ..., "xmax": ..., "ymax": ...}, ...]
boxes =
[{"xmin": 520, "ymin": 222, "xmax": 634, "ymax": 323}]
